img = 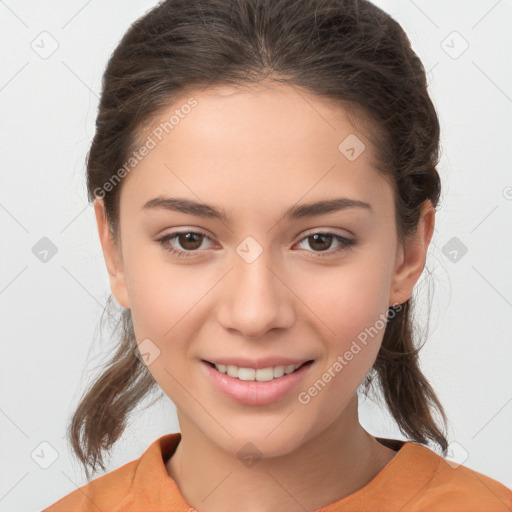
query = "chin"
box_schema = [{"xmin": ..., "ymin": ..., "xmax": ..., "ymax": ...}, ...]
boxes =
[{"xmin": 207, "ymin": 421, "xmax": 314, "ymax": 462}]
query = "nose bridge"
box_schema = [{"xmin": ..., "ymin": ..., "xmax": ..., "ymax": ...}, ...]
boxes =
[{"xmin": 218, "ymin": 240, "xmax": 295, "ymax": 337}]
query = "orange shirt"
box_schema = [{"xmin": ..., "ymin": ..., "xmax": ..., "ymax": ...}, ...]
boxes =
[{"xmin": 43, "ymin": 432, "xmax": 512, "ymax": 511}]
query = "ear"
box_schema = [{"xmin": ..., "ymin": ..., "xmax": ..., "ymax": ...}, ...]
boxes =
[
  {"xmin": 93, "ymin": 197, "xmax": 131, "ymax": 309},
  {"xmin": 389, "ymin": 200, "xmax": 435, "ymax": 306}
]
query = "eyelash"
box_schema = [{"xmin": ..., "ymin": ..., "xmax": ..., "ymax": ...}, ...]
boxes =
[{"xmin": 156, "ymin": 230, "xmax": 356, "ymax": 259}]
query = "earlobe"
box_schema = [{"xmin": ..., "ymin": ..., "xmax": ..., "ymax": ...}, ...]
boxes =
[
  {"xmin": 93, "ymin": 197, "xmax": 131, "ymax": 309},
  {"xmin": 389, "ymin": 200, "xmax": 435, "ymax": 306}
]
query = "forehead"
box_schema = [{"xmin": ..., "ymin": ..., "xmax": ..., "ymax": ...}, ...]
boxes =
[{"xmin": 120, "ymin": 83, "xmax": 394, "ymax": 223}]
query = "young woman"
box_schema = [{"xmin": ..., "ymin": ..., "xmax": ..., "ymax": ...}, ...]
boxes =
[{"xmin": 44, "ymin": 0, "xmax": 512, "ymax": 510}]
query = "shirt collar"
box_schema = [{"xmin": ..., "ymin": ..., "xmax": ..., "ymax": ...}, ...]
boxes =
[{"xmin": 128, "ymin": 432, "xmax": 441, "ymax": 511}]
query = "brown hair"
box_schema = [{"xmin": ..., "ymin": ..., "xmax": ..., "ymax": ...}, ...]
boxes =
[{"xmin": 70, "ymin": 0, "xmax": 448, "ymax": 478}]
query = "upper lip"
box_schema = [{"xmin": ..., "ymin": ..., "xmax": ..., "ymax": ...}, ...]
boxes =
[{"xmin": 203, "ymin": 357, "xmax": 313, "ymax": 369}]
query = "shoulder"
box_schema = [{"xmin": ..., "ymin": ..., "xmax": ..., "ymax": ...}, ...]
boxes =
[
  {"xmin": 42, "ymin": 458, "xmax": 140, "ymax": 511},
  {"xmin": 405, "ymin": 443, "xmax": 512, "ymax": 511},
  {"xmin": 41, "ymin": 433, "xmax": 182, "ymax": 512}
]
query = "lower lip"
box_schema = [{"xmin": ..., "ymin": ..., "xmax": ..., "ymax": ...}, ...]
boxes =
[{"xmin": 201, "ymin": 360, "xmax": 314, "ymax": 406}]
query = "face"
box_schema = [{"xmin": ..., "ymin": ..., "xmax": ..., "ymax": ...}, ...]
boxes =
[{"xmin": 94, "ymin": 82, "xmax": 433, "ymax": 459}]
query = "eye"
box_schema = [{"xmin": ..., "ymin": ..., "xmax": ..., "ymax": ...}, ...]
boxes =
[
  {"xmin": 157, "ymin": 229, "xmax": 356, "ymax": 259},
  {"xmin": 295, "ymin": 231, "xmax": 356, "ymax": 258},
  {"xmin": 156, "ymin": 231, "xmax": 212, "ymax": 258}
]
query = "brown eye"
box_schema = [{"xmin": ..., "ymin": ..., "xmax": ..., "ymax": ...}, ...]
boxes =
[
  {"xmin": 307, "ymin": 233, "xmax": 333, "ymax": 252},
  {"xmin": 156, "ymin": 231, "xmax": 211, "ymax": 257},
  {"xmin": 296, "ymin": 232, "xmax": 356, "ymax": 258},
  {"xmin": 176, "ymin": 232, "xmax": 204, "ymax": 251}
]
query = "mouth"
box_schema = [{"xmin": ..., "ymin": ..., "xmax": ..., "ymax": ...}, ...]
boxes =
[
  {"xmin": 203, "ymin": 360, "xmax": 314, "ymax": 382},
  {"xmin": 201, "ymin": 358, "xmax": 315, "ymax": 405}
]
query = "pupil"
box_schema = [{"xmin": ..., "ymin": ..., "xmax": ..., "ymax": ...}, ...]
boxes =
[
  {"xmin": 310, "ymin": 233, "xmax": 331, "ymax": 251},
  {"xmin": 180, "ymin": 233, "xmax": 202, "ymax": 250}
]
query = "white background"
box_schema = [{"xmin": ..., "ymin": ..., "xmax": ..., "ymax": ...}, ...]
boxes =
[{"xmin": 0, "ymin": 1, "xmax": 511, "ymax": 510}]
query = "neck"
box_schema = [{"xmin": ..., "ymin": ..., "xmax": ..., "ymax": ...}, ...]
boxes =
[{"xmin": 166, "ymin": 396, "xmax": 397, "ymax": 512}]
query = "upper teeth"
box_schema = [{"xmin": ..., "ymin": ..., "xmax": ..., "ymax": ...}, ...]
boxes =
[{"xmin": 214, "ymin": 363, "xmax": 303, "ymax": 381}]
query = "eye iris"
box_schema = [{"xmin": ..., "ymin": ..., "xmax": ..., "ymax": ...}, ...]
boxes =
[
  {"xmin": 179, "ymin": 233, "xmax": 203, "ymax": 250},
  {"xmin": 309, "ymin": 233, "xmax": 332, "ymax": 251}
]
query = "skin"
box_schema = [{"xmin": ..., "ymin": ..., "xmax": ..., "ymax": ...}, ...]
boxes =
[{"xmin": 94, "ymin": 82, "xmax": 435, "ymax": 512}]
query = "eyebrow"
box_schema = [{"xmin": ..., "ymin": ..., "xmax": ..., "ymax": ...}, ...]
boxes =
[{"xmin": 142, "ymin": 195, "xmax": 372, "ymax": 220}]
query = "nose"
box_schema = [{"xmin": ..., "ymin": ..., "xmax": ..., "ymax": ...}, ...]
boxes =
[{"xmin": 217, "ymin": 252, "xmax": 296, "ymax": 339}]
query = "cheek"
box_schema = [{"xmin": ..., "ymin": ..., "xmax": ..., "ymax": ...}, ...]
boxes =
[
  {"xmin": 125, "ymin": 260, "xmax": 200, "ymax": 406},
  {"xmin": 123, "ymin": 239, "xmax": 200, "ymax": 334},
  {"xmin": 123, "ymin": 246, "xmax": 218, "ymax": 395},
  {"xmin": 295, "ymin": 268, "xmax": 390, "ymax": 426},
  {"xmin": 298, "ymin": 254, "xmax": 393, "ymax": 341},
  {"xmin": 293, "ymin": 252, "xmax": 393, "ymax": 405}
]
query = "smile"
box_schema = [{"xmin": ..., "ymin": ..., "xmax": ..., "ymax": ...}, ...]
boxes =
[
  {"xmin": 201, "ymin": 359, "xmax": 314, "ymax": 405},
  {"xmin": 207, "ymin": 361, "xmax": 312, "ymax": 381}
]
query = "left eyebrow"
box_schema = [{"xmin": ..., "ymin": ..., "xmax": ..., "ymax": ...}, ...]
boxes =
[{"xmin": 141, "ymin": 195, "xmax": 372, "ymax": 221}]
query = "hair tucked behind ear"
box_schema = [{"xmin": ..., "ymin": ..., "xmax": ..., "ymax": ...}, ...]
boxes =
[{"xmin": 71, "ymin": 0, "xmax": 449, "ymax": 477}]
